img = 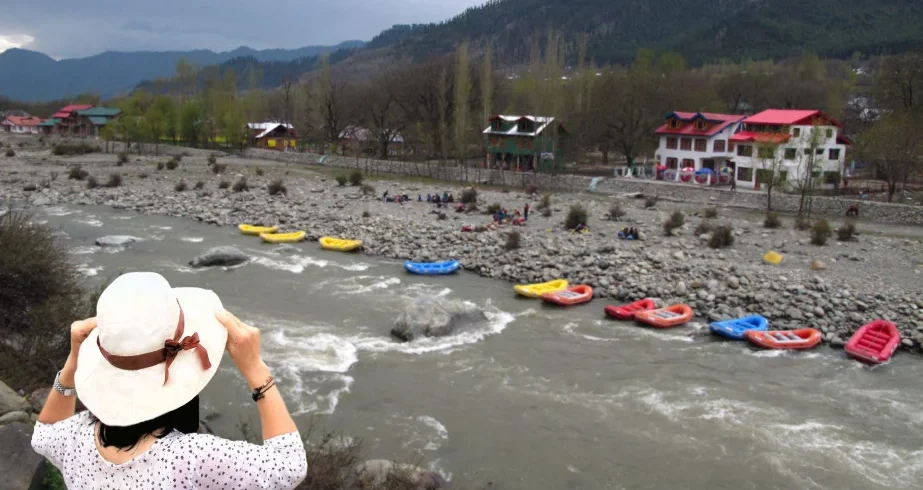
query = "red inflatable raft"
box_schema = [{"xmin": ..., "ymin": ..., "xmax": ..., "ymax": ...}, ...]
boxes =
[
  {"xmin": 542, "ymin": 285, "xmax": 594, "ymax": 306},
  {"xmin": 635, "ymin": 304, "xmax": 694, "ymax": 329},
  {"xmin": 746, "ymin": 328, "xmax": 822, "ymax": 350},
  {"xmin": 604, "ymin": 298, "xmax": 656, "ymax": 320},
  {"xmin": 845, "ymin": 320, "xmax": 901, "ymax": 364}
]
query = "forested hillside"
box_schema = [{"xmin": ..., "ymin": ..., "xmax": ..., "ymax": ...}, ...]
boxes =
[{"xmin": 370, "ymin": 0, "xmax": 923, "ymax": 65}]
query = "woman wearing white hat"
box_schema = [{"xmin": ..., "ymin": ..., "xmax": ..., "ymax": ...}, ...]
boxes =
[{"xmin": 31, "ymin": 272, "xmax": 308, "ymax": 489}]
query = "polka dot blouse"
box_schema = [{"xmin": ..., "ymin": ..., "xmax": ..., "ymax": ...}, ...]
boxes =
[{"xmin": 32, "ymin": 411, "xmax": 307, "ymax": 490}]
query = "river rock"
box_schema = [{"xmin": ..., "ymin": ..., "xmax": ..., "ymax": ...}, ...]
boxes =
[
  {"xmin": 26, "ymin": 387, "xmax": 51, "ymax": 413},
  {"xmin": 0, "ymin": 410, "xmax": 30, "ymax": 425},
  {"xmin": 0, "ymin": 380, "xmax": 31, "ymax": 416},
  {"xmin": 355, "ymin": 460, "xmax": 445, "ymax": 489},
  {"xmin": 675, "ymin": 281, "xmax": 687, "ymax": 295},
  {"xmin": 0, "ymin": 422, "xmax": 45, "ymax": 490},
  {"xmin": 727, "ymin": 276, "xmax": 740, "ymax": 289},
  {"xmin": 189, "ymin": 246, "xmax": 249, "ymax": 268},
  {"xmin": 95, "ymin": 235, "xmax": 142, "ymax": 247},
  {"xmin": 391, "ymin": 298, "xmax": 488, "ymax": 342}
]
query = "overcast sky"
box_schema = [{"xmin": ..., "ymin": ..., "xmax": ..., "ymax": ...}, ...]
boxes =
[{"xmin": 0, "ymin": 0, "xmax": 483, "ymax": 59}]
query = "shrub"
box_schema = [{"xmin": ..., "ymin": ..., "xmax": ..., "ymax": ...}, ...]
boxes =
[
  {"xmin": 85, "ymin": 176, "xmax": 98, "ymax": 189},
  {"xmin": 541, "ymin": 207, "xmax": 552, "ymax": 218},
  {"xmin": 211, "ymin": 163, "xmax": 226, "ymax": 174},
  {"xmin": 565, "ymin": 204, "xmax": 589, "ymax": 230},
  {"xmin": 232, "ymin": 177, "xmax": 249, "ymax": 192},
  {"xmin": 207, "ymin": 154, "xmax": 217, "ymax": 165},
  {"xmin": 22, "ymin": 183, "xmax": 37, "ymax": 192},
  {"xmin": 117, "ymin": 153, "xmax": 128, "ymax": 165},
  {"xmin": 5, "ymin": 148, "xmax": 14, "ymax": 157},
  {"xmin": 52, "ymin": 142, "xmax": 99, "ymax": 156},
  {"xmin": 810, "ymin": 219, "xmax": 832, "ymax": 246},
  {"xmin": 837, "ymin": 222, "xmax": 856, "ymax": 242},
  {"xmin": 138, "ymin": 172, "xmax": 148, "ymax": 179},
  {"xmin": 174, "ymin": 154, "xmax": 183, "ymax": 162},
  {"xmin": 17, "ymin": 142, "xmax": 25, "ymax": 148},
  {"xmin": 708, "ymin": 225, "xmax": 735, "ymax": 249},
  {"xmin": 165, "ymin": 158, "xmax": 179, "ymax": 170},
  {"xmin": 795, "ymin": 216, "xmax": 812, "ymax": 231},
  {"xmin": 218, "ymin": 180, "xmax": 230, "ymax": 189},
  {"xmin": 525, "ymin": 184, "xmax": 538, "ymax": 195},
  {"xmin": 360, "ymin": 183, "xmax": 376, "ymax": 196},
  {"xmin": 67, "ymin": 165, "xmax": 88, "ymax": 181},
  {"xmin": 268, "ymin": 179, "xmax": 287, "ymax": 196},
  {"xmin": 348, "ymin": 169, "xmax": 364, "ymax": 186},
  {"xmin": 644, "ymin": 196, "xmax": 658, "ymax": 208},
  {"xmin": 436, "ymin": 212, "xmax": 447, "ymax": 220},
  {"xmin": 49, "ymin": 171, "xmax": 58, "ymax": 181},
  {"xmin": 461, "ymin": 188, "xmax": 478, "ymax": 204},
  {"xmin": 609, "ymin": 201, "xmax": 626, "ymax": 220},
  {"xmin": 335, "ymin": 174, "xmax": 348, "ymax": 186},
  {"xmin": 0, "ymin": 210, "xmax": 99, "ymax": 390},
  {"xmin": 694, "ymin": 220, "xmax": 714, "ymax": 236},
  {"xmin": 537, "ymin": 194, "xmax": 551, "ymax": 210},
  {"xmin": 764, "ymin": 212, "xmax": 782, "ymax": 229},
  {"xmin": 156, "ymin": 161, "xmax": 165, "ymax": 171},
  {"xmin": 174, "ymin": 181, "xmax": 188, "ymax": 192},
  {"xmin": 504, "ymin": 230, "xmax": 522, "ymax": 250},
  {"xmin": 194, "ymin": 180, "xmax": 205, "ymax": 190},
  {"xmin": 362, "ymin": 211, "xmax": 371, "ymax": 218},
  {"xmin": 663, "ymin": 210, "xmax": 685, "ymax": 236},
  {"xmin": 105, "ymin": 173, "xmax": 122, "ymax": 188},
  {"xmin": 255, "ymin": 167, "xmax": 265, "ymax": 177},
  {"xmin": 704, "ymin": 207, "xmax": 719, "ymax": 219},
  {"xmin": 466, "ymin": 202, "xmax": 478, "ymax": 213},
  {"xmin": 485, "ymin": 203, "xmax": 502, "ymax": 215}
]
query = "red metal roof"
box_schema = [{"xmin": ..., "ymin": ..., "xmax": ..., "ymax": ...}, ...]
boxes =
[
  {"xmin": 51, "ymin": 104, "xmax": 93, "ymax": 119},
  {"xmin": 656, "ymin": 112, "xmax": 745, "ymax": 137},
  {"xmin": 743, "ymin": 109, "xmax": 843, "ymax": 128},
  {"xmin": 729, "ymin": 132, "xmax": 791, "ymax": 144},
  {"xmin": 4, "ymin": 116, "xmax": 43, "ymax": 127}
]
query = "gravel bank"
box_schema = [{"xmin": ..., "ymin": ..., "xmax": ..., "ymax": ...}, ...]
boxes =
[{"xmin": 3, "ymin": 143, "xmax": 923, "ymax": 354}]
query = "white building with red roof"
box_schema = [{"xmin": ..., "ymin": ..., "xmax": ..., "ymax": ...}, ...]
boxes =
[
  {"xmin": 655, "ymin": 112, "xmax": 746, "ymax": 175},
  {"xmin": 729, "ymin": 109, "xmax": 850, "ymax": 189},
  {"xmin": 1, "ymin": 115, "xmax": 44, "ymax": 134}
]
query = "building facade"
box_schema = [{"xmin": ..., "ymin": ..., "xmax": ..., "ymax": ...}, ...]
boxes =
[
  {"xmin": 484, "ymin": 115, "xmax": 569, "ymax": 172},
  {"xmin": 1, "ymin": 116, "xmax": 44, "ymax": 134},
  {"xmin": 49, "ymin": 105, "xmax": 94, "ymax": 135},
  {"xmin": 655, "ymin": 112, "xmax": 746, "ymax": 178},
  {"xmin": 75, "ymin": 107, "xmax": 121, "ymax": 137},
  {"xmin": 247, "ymin": 122, "xmax": 297, "ymax": 150}
]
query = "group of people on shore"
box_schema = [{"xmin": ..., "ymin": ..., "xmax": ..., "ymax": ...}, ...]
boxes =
[
  {"xmin": 493, "ymin": 203, "xmax": 529, "ymax": 226},
  {"xmin": 381, "ymin": 190, "xmax": 455, "ymax": 207}
]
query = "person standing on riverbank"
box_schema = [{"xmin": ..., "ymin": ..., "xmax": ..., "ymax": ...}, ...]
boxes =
[
  {"xmin": 31, "ymin": 272, "xmax": 307, "ymax": 490},
  {"xmin": 524, "ymin": 203, "xmax": 530, "ymax": 221}
]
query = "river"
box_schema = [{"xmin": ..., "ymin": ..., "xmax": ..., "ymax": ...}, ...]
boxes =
[{"xmin": 32, "ymin": 204, "xmax": 923, "ymax": 489}]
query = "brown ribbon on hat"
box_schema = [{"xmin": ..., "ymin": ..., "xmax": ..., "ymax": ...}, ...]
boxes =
[{"xmin": 96, "ymin": 302, "xmax": 211, "ymax": 385}]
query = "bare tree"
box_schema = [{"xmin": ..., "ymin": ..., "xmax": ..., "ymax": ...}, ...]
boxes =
[
  {"xmin": 857, "ymin": 112, "xmax": 923, "ymax": 202},
  {"xmin": 874, "ymin": 53, "xmax": 923, "ymax": 113},
  {"xmin": 359, "ymin": 74, "xmax": 407, "ymax": 160},
  {"xmin": 754, "ymin": 142, "xmax": 787, "ymax": 211}
]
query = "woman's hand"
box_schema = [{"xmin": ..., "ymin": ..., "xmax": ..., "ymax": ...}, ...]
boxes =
[
  {"xmin": 216, "ymin": 310, "xmax": 270, "ymax": 389},
  {"xmin": 61, "ymin": 318, "xmax": 97, "ymax": 384}
]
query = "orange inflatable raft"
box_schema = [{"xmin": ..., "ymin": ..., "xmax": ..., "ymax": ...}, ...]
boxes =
[
  {"xmin": 634, "ymin": 304, "xmax": 693, "ymax": 329},
  {"xmin": 746, "ymin": 328, "xmax": 822, "ymax": 350},
  {"xmin": 542, "ymin": 285, "xmax": 594, "ymax": 306}
]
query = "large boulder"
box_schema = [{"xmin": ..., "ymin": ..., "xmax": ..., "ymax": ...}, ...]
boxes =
[
  {"xmin": 95, "ymin": 235, "xmax": 142, "ymax": 247},
  {"xmin": 189, "ymin": 246, "xmax": 249, "ymax": 268},
  {"xmin": 0, "ymin": 422, "xmax": 45, "ymax": 490},
  {"xmin": 355, "ymin": 460, "xmax": 445, "ymax": 489},
  {"xmin": 391, "ymin": 298, "xmax": 488, "ymax": 342},
  {"xmin": 26, "ymin": 388, "xmax": 51, "ymax": 413},
  {"xmin": 0, "ymin": 380, "xmax": 31, "ymax": 416}
]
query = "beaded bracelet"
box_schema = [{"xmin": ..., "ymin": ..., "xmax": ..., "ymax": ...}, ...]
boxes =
[{"xmin": 251, "ymin": 376, "xmax": 275, "ymax": 402}]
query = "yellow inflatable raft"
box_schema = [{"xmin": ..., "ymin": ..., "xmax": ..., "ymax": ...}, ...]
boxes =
[
  {"xmin": 320, "ymin": 236, "xmax": 363, "ymax": 252},
  {"xmin": 260, "ymin": 231, "xmax": 306, "ymax": 244},
  {"xmin": 239, "ymin": 224, "xmax": 279, "ymax": 236},
  {"xmin": 514, "ymin": 279, "xmax": 569, "ymax": 298}
]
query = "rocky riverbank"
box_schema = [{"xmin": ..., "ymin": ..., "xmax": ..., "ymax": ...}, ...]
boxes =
[{"xmin": 3, "ymin": 141, "xmax": 923, "ymax": 354}]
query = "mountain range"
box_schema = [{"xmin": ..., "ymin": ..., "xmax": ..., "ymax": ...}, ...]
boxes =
[{"xmin": 0, "ymin": 41, "xmax": 364, "ymax": 102}]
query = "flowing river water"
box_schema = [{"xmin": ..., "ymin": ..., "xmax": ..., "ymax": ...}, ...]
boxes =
[{"xmin": 32, "ymin": 204, "xmax": 923, "ymax": 489}]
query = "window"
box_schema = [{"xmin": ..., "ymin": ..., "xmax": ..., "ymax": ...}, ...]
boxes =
[
  {"xmin": 666, "ymin": 137, "xmax": 677, "ymax": 149},
  {"xmin": 694, "ymin": 139, "xmax": 707, "ymax": 152},
  {"xmin": 682, "ymin": 159, "xmax": 695, "ymax": 168},
  {"xmin": 825, "ymin": 129, "xmax": 833, "ymax": 139},
  {"xmin": 784, "ymin": 148, "xmax": 797, "ymax": 160},
  {"xmin": 737, "ymin": 167, "xmax": 753, "ymax": 181},
  {"xmin": 793, "ymin": 127, "xmax": 801, "ymax": 137},
  {"xmin": 757, "ymin": 146, "xmax": 775, "ymax": 159},
  {"xmin": 680, "ymin": 138, "xmax": 692, "ymax": 150},
  {"xmin": 666, "ymin": 157, "xmax": 678, "ymax": 169},
  {"xmin": 815, "ymin": 148, "xmax": 824, "ymax": 156},
  {"xmin": 714, "ymin": 140, "xmax": 726, "ymax": 152},
  {"xmin": 668, "ymin": 118, "xmax": 680, "ymax": 129},
  {"xmin": 736, "ymin": 145, "xmax": 753, "ymax": 157},
  {"xmin": 694, "ymin": 120, "xmax": 707, "ymax": 131},
  {"xmin": 829, "ymin": 149, "xmax": 841, "ymax": 160}
]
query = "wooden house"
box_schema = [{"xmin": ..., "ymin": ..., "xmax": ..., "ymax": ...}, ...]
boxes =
[
  {"xmin": 247, "ymin": 122, "xmax": 297, "ymax": 150},
  {"xmin": 483, "ymin": 115, "xmax": 569, "ymax": 172}
]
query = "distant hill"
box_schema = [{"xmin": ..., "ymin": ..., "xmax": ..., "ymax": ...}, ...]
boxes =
[
  {"xmin": 0, "ymin": 41, "xmax": 364, "ymax": 101},
  {"xmin": 369, "ymin": 0, "xmax": 923, "ymax": 65}
]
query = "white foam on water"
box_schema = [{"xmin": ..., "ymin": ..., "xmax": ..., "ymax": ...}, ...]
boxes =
[
  {"xmin": 339, "ymin": 262, "xmax": 371, "ymax": 272},
  {"xmin": 626, "ymin": 326, "xmax": 695, "ymax": 343},
  {"xmin": 150, "ymin": 225, "xmax": 173, "ymax": 230},
  {"xmin": 351, "ymin": 308, "xmax": 515, "ymax": 355},
  {"xmin": 70, "ymin": 246, "xmax": 98, "ymax": 255},
  {"xmin": 32, "ymin": 219, "xmax": 49, "ymax": 225},
  {"xmin": 45, "ymin": 206, "xmax": 75, "ymax": 216},
  {"xmin": 417, "ymin": 416, "xmax": 449, "ymax": 451},
  {"xmin": 267, "ymin": 330, "xmax": 358, "ymax": 373},
  {"xmin": 251, "ymin": 255, "xmax": 329, "ymax": 274},
  {"xmin": 180, "ymin": 237, "xmax": 204, "ymax": 243},
  {"xmin": 567, "ymin": 465, "xmax": 580, "ymax": 473},
  {"xmin": 581, "ymin": 334, "xmax": 616, "ymax": 342},
  {"xmin": 345, "ymin": 276, "xmax": 402, "ymax": 295},
  {"xmin": 76, "ymin": 264, "xmax": 103, "ymax": 277},
  {"xmin": 113, "ymin": 216, "xmax": 133, "ymax": 221},
  {"xmin": 75, "ymin": 216, "xmax": 103, "ymax": 227}
]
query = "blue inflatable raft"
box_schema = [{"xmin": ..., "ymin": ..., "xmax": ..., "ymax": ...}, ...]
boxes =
[
  {"xmin": 709, "ymin": 315, "xmax": 770, "ymax": 340},
  {"xmin": 404, "ymin": 260, "xmax": 461, "ymax": 276}
]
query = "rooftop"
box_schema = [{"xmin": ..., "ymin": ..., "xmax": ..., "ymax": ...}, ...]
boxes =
[
  {"xmin": 483, "ymin": 115, "xmax": 558, "ymax": 137},
  {"xmin": 3, "ymin": 116, "xmax": 44, "ymax": 127},
  {"xmin": 247, "ymin": 122, "xmax": 295, "ymax": 139},
  {"xmin": 655, "ymin": 112, "xmax": 745, "ymax": 137},
  {"xmin": 743, "ymin": 109, "xmax": 843, "ymax": 128},
  {"xmin": 77, "ymin": 107, "xmax": 121, "ymax": 117},
  {"xmin": 52, "ymin": 104, "xmax": 94, "ymax": 119}
]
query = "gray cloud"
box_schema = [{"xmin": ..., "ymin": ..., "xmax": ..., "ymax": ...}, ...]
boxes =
[{"xmin": 0, "ymin": 0, "xmax": 483, "ymax": 59}]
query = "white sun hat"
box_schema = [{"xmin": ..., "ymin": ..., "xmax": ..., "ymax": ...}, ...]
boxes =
[{"xmin": 75, "ymin": 272, "xmax": 227, "ymax": 426}]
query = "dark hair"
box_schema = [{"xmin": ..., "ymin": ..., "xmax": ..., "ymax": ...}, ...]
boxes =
[{"xmin": 90, "ymin": 396, "xmax": 199, "ymax": 450}]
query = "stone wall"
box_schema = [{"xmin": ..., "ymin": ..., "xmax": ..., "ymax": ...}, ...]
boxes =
[{"xmin": 244, "ymin": 149, "xmax": 923, "ymax": 225}]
